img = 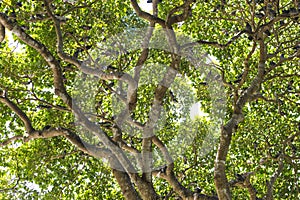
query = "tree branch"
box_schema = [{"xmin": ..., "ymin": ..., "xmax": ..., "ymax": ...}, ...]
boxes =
[
  {"xmin": 130, "ymin": 0, "xmax": 166, "ymax": 27},
  {"xmin": 142, "ymin": 59, "xmax": 178, "ymax": 183},
  {"xmin": 181, "ymin": 31, "xmax": 246, "ymax": 49},
  {"xmin": 0, "ymin": 22, "xmax": 5, "ymax": 43},
  {"xmin": 265, "ymin": 157, "xmax": 284, "ymax": 200},
  {"xmin": 229, "ymin": 172, "xmax": 257, "ymax": 200},
  {"xmin": 166, "ymin": 0, "xmax": 194, "ymax": 26},
  {"xmin": 0, "ymin": 177, "xmax": 20, "ymax": 193},
  {"xmin": 0, "ymin": 91, "xmax": 34, "ymax": 134},
  {"xmin": 214, "ymin": 30, "xmax": 267, "ymax": 199},
  {"xmin": 112, "ymin": 169, "xmax": 142, "ymax": 200},
  {"xmin": 43, "ymin": 0, "xmax": 82, "ymax": 68}
]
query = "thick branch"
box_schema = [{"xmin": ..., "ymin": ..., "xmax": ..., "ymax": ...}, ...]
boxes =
[
  {"xmin": 112, "ymin": 169, "xmax": 142, "ymax": 200},
  {"xmin": 165, "ymin": 170, "xmax": 193, "ymax": 198}
]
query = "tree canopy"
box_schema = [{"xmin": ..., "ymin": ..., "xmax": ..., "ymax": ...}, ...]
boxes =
[{"xmin": 0, "ymin": 0, "xmax": 299, "ymax": 199}]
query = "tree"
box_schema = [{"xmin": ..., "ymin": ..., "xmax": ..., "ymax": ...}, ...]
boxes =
[{"xmin": 0, "ymin": 0, "xmax": 299, "ymax": 199}]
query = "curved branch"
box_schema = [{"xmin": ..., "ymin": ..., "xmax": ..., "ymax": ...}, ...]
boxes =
[
  {"xmin": 0, "ymin": 125, "xmax": 112, "ymax": 160},
  {"xmin": 229, "ymin": 172, "xmax": 257, "ymax": 200},
  {"xmin": 166, "ymin": 0, "xmax": 194, "ymax": 26},
  {"xmin": 152, "ymin": 135, "xmax": 218, "ymax": 200},
  {"xmin": 0, "ymin": 135, "xmax": 24, "ymax": 147},
  {"xmin": 130, "ymin": 0, "xmax": 166, "ymax": 27},
  {"xmin": 43, "ymin": 0, "xmax": 81, "ymax": 68},
  {"xmin": 0, "ymin": 92, "xmax": 34, "ymax": 134}
]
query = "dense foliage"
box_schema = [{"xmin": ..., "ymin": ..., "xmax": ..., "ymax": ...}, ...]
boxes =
[{"xmin": 0, "ymin": 0, "xmax": 299, "ymax": 199}]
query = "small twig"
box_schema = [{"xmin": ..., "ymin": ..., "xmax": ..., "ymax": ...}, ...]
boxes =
[{"xmin": 181, "ymin": 30, "xmax": 246, "ymax": 49}]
